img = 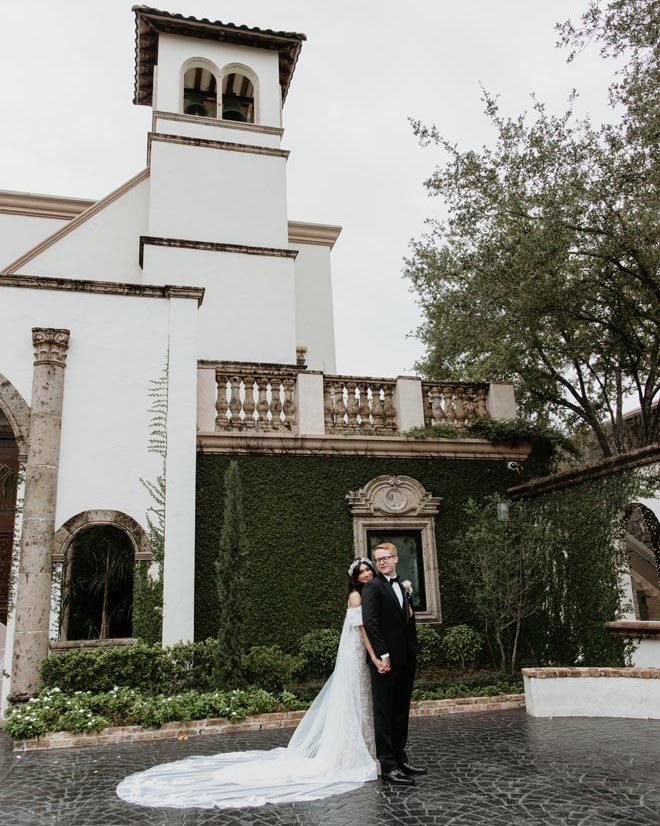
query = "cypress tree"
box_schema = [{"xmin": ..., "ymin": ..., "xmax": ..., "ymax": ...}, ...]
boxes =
[{"xmin": 213, "ymin": 460, "xmax": 249, "ymax": 687}]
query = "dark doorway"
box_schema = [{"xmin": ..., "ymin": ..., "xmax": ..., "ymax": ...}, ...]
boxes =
[{"xmin": 63, "ymin": 526, "xmax": 134, "ymax": 640}]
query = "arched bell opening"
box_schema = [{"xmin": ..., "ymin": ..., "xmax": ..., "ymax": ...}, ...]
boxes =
[
  {"xmin": 182, "ymin": 64, "xmax": 218, "ymax": 118},
  {"xmin": 222, "ymin": 72, "xmax": 254, "ymax": 123}
]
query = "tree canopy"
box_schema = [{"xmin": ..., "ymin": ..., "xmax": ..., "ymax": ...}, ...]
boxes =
[{"xmin": 406, "ymin": 0, "xmax": 660, "ymax": 456}]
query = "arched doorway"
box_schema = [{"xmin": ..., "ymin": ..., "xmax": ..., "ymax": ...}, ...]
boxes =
[
  {"xmin": 625, "ymin": 502, "xmax": 660, "ymax": 621},
  {"xmin": 0, "ymin": 409, "xmax": 18, "ymax": 626}
]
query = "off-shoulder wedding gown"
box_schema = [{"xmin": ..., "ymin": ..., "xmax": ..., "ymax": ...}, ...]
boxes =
[{"xmin": 116, "ymin": 607, "xmax": 378, "ymax": 809}]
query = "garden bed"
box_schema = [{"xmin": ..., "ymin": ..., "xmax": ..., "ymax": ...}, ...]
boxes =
[{"xmin": 11, "ymin": 693, "xmax": 525, "ymax": 751}]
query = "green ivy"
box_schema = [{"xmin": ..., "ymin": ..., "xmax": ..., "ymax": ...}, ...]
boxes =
[
  {"xmin": 405, "ymin": 418, "xmax": 578, "ymax": 473},
  {"xmin": 196, "ymin": 453, "xmax": 519, "ymax": 651}
]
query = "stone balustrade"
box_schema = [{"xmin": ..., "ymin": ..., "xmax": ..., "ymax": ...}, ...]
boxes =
[
  {"xmin": 323, "ymin": 376, "xmax": 397, "ymax": 434},
  {"xmin": 196, "ymin": 361, "xmax": 517, "ymax": 439},
  {"xmin": 213, "ymin": 362, "xmax": 301, "ymax": 432},
  {"xmin": 422, "ymin": 381, "xmax": 490, "ymax": 428}
]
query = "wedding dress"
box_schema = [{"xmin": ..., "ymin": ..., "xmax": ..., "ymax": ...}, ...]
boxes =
[{"xmin": 116, "ymin": 607, "xmax": 378, "ymax": 809}]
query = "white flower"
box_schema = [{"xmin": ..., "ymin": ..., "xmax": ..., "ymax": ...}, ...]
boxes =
[{"xmin": 402, "ymin": 580, "xmax": 413, "ymax": 596}]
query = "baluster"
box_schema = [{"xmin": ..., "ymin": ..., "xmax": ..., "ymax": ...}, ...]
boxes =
[
  {"xmin": 334, "ymin": 383, "xmax": 347, "ymax": 428},
  {"xmin": 323, "ymin": 382, "xmax": 335, "ymax": 431},
  {"xmin": 228, "ymin": 376, "xmax": 242, "ymax": 429},
  {"xmin": 357, "ymin": 382, "xmax": 371, "ymax": 431},
  {"xmin": 214, "ymin": 372, "xmax": 229, "ymax": 430},
  {"xmin": 422, "ymin": 385, "xmax": 432, "ymax": 426},
  {"xmin": 430, "ymin": 385, "xmax": 444, "ymax": 425},
  {"xmin": 442, "ymin": 385, "xmax": 456, "ymax": 424},
  {"xmin": 476, "ymin": 386, "xmax": 489, "ymax": 419},
  {"xmin": 371, "ymin": 385, "xmax": 384, "ymax": 430},
  {"xmin": 256, "ymin": 377, "xmax": 269, "ymax": 429},
  {"xmin": 454, "ymin": 385, "xmax": 466, "ymax": 426},
  {"xmin": 464, "ymin": 385, "xmax": 476, "ymax": 422},
  {"xmin": 242, "ymin": 375, "xmax": 256, "ymax": 429},
  {"xmin": 345, "ymin": 381, "xmax": 359, "ymax": 428},
  {"xmin": 383, "ymin": 384, "xmax": 397, "ymax": 431},
  {"xmin": 270, "ymin": 380, "xmax": 282, "ymax": 430},
  {"xmin": 282, "ymin": 377, "xmax": 296, "ymax": 430}
]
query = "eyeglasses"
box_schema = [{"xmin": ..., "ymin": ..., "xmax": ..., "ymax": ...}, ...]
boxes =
[{"xmin": 374, "ymin": 556, "xmax": 396, "ymax": 564}]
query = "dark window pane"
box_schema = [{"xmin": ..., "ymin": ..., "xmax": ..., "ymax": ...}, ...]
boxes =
[{"xmin": 367, "ymin": 529, "xmax": 426, "ymax": 611}]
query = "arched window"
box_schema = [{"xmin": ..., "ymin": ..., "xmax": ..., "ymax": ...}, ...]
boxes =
[
  {"xmin": 222, "ymin": 72, "xmax": 255, "ymax": 123},
  {"xmin": 182, "ymin": 63, "xmax": 218, "ymax": 118},
  {"xmin": 62, "ymin": 526, "xmax": 134, "ymax": 640}
]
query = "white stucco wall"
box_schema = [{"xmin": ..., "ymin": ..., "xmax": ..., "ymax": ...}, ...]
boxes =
[
  {"xmin": 0, "ymin": 283, "xmax": 198, "ymax": 646},
  {"xmin": 524, "ymin": 675, "xmax": 660, "ymax": 719},
  {"xmin": 153, "ymin": 114, "xmax": 281, "ymax": 150},
  {"xmin": 0, "ymin": 213, "xmax": 67, "ymax": 271},
  {"xmin": 148, "ymin": 139, "xmax": 288, "ymax": 248},
  {"xmin": 291, "ymin": 242, "xmax": 337, "ymax": 373},
  {"xmin": 20, "ymin": 178, "xmax": 148, "ymax": 282},
  {"xmin": 155, "ymin": 34, "xmax": 282, "ymax": 128},
  {"xmin": 142, "ymin": 244, "xmax": 297, "ymax": 364}
]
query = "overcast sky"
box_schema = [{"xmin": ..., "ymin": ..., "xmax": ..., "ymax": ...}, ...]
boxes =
[{"xmin": 0, "ymin": 1, "xmax": 617, "ymax": 377}]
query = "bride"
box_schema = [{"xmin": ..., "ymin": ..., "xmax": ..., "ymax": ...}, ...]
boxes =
[{"xmin": 117, "ymin": 558, "xmax": 383, "ymax": 809}]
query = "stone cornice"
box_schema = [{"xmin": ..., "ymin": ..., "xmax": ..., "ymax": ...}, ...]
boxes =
[
  {"xmin": 140, "ymin": 236, "xmax": 298, "ymax": 266},
  {"xmin": 32, "ymin": 328, "xmax": 70, "ymax": 367},
  {"xmin": 0, "ymin": 191, "xmax": 341, "ymax": 251},
  {"xmin": 197, "ymin": 432, "xmax": 532, "ymax": 460},
  {"xmin": 0, "ymin": 191, "xmax": 94, "ymax": 220},
  {"xmin": 508, "ymin": 442, "xmax": 660, "ymax": 500},
  {"xmin": 0, "ymin": 274, "xmax": 205, "ymax": 306},
  {"xmin": 1, "ymin": 169, "xmax": 150, "ymax": 275},
  {"xmin": 147, "ymin": 132, "xmax": 290, "ymax": 164},
  {"xmin": 152, "ymin": 110, "xmax": 285, "ymax": 137},
  {"xmin": 288, "ymin": 221, "xmax": 342, "ymax": 249}
]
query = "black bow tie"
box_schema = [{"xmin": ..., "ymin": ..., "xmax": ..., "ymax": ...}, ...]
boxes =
[{"xmin": 387, "ymin": 576, "xmax": 400, "ymax": 585}]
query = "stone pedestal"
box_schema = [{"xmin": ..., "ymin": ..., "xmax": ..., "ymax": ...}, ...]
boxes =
[{"xmin": 9, "ymin": 328, "xmax": 69, "ymax": 700}]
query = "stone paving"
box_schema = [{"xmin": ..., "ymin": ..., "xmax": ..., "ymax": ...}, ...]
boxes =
[{"xmin": 2, "ymin": 709, "xmax": 660, "ymax": 826}]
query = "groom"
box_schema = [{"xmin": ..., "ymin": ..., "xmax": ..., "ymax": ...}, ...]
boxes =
[{"xmin": 362, "ymin": 543, "xmax": 427, "ymax": 785}]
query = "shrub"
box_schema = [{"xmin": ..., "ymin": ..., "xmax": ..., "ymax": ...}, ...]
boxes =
[
  {"xmin": 416, "ymin": 625, "xmax": 443, "ymax": 673},
  {"xmin": 441, "ymin": 625, "xmax": 484, "ymax": 670},
  {"xmin": 242, "ymin": 645, "xmax": 304, "ymax": 692},
  {"xmin": 5, "ymin": 685, "xmax": 305, "ymax": 741},
  {"xmin": 40, "ymin": 639, "xmax": 217, "ymax": 695},
  {"xmin": 299, "ymin": 629, "xmax": 341, "ymax": 677}
]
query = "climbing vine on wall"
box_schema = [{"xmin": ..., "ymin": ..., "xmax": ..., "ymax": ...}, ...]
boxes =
[{"xmin": 132, "ymin": 354, "xmax": 169, "ymax": 643}]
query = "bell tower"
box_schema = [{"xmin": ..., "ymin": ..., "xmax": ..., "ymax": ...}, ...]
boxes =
[{"xmin": 132, "ymin": 6, "xmax": 307, "ymax": 363}]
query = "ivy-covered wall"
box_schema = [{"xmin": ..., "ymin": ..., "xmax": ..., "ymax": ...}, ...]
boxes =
[{"xmin": 195, "ymin": 453, "xmax": 513, "ymax": 651}]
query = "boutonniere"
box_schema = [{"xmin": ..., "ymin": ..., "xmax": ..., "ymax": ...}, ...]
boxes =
[{"xmin": 402, "ymin": 580, "xmax": 413, "ymax": 597}]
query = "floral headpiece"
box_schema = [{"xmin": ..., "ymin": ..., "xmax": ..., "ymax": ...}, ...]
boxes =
[{"xmin": 348, "ymin": 557, "xmax": 374, "ymax": 577}]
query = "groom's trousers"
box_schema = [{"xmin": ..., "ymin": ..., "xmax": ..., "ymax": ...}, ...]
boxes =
[{"xmin": 369, "ymin": 658, "xmax": 416, "ymax": 773}]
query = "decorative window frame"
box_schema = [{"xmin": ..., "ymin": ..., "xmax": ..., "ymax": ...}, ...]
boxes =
[{"xmin": 346, "ymin": 475, "xmax": 443, "ymax": 623}]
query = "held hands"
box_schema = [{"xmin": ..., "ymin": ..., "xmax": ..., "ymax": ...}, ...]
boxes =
[{"xmin": 372, "ymin": 656, "xmax": 391, "ymax": 674}]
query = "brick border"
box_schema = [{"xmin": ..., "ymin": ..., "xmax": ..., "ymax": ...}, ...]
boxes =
[
  {"xmin": 12, "ymin": 694, "xmax": 525, "ymax": 751},
  {"xmin": 522, "ymin": 667, "xmax": 660, "ymax": 679}
]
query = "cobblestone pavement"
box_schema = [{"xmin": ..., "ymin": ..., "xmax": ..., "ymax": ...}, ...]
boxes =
[{"xmin": 2, "ymin": 709, "xmax": 660, "ymax": 826}]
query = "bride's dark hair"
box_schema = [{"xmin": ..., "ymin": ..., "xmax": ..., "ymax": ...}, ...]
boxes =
[{"xmin": 347, "ymin": 557, "xmax": 376, "ymax": 595}]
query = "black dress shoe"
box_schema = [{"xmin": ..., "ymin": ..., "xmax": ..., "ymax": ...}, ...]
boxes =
[
  {"xmin": 381, "ymin": 768, "xmax": 415, "ymax": 786},
  {"xmin": 399, "ymin": 762, "xmax": 427, "ymax": 776}
]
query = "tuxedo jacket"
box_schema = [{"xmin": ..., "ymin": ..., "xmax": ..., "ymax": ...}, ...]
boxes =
[{"xmin": 362, "ymin": 573, "xmax": 418, "ymax": 668}]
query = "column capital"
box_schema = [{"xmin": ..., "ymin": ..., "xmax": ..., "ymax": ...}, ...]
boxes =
[{"xmin": 32, "ymin": 328, "xmax": 70, "ymax": 367}]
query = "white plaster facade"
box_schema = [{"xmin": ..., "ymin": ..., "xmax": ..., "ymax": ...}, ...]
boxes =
[{"xmin": 0, "ymin": 8, "xmax": 341, "ymax": 704}]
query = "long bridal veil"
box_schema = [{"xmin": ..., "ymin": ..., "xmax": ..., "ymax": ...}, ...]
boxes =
[{"xmin": 116, "ymin": 607, "xmax": 378, "ymax": 809}]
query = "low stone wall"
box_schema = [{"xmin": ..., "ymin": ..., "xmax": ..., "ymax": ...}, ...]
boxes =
[
  {"xmin": 523, "ymin": 667, "xmax": 660, "ymax": 719},
  {"xmin": 12, "ymin": 693, "xmax": 525, "ymax": 751}
]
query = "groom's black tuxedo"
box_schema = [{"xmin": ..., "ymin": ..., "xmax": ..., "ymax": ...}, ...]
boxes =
[{"xmin": 362, "ymin": 573, "xmax": 418, "ymax": 774}]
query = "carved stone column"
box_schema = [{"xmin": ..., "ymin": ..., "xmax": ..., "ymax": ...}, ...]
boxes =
[{"xmin": 10, "ymin": 328, "xmax": 70, "ymax": 699}]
